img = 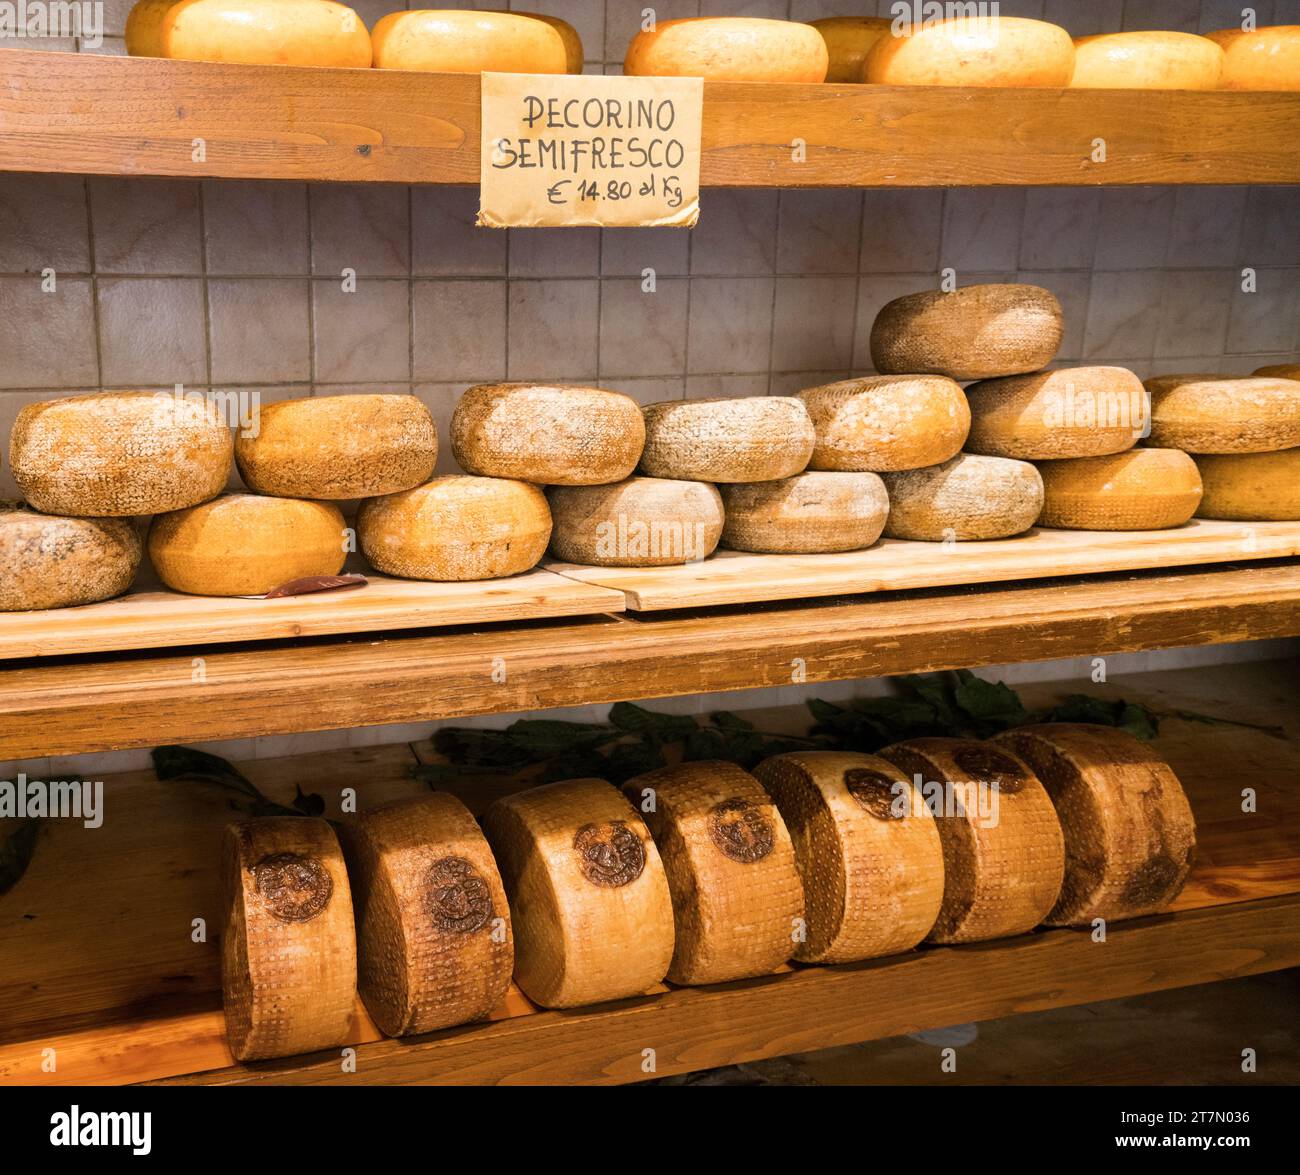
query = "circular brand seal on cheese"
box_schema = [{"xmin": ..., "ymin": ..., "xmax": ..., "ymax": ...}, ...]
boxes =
[
  {"xmin": 253, "ymin": 852, "xmax": 333, "ymax": 922},
  {"xmin": 424, "ymin": 855, "xmax": 494, "ymax": 934},
  {"xmin": 708, "ymin": 798, "xmax": 775, "ymax": 863},
  {"xmin": 573, "ymin": 821, "xmax": 646, "ymax": 887}
]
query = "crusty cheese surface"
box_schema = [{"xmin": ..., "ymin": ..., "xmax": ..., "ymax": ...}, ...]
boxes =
[
  {"xmin": 1037, "ymin": 449, "xmax": 1202, "ymax": 530},
  {"xmin": 1146, "ymin": 376, "xmax": 1300, "ymax": 453},
  {"xmin": 1143, "ymin": 371, "xmax": 1229, "ymax": 398},
  {"xmin": 639, "ymin": 397, "xmax": 814, "ymax": 483},
  {"xmin": 625, "ymin": 16, "xmax": 829, "ymax": 82},
  {"xmin": 882, "ymin": 454, "xmax": 1043, "ymax": 541},
  {"xmin": 1193, "ymin": 449, "xmax": 1300, "ymax": 521},
  {"xmin": 0, "ymin": 503, "xmax": 142, "ymax": 612},
  {"xmin": 865, "ymin": 16, "xmax": 1075, "ymax": 87},
  {"xmin": 373, "ymin": 9, "xmax": 566, "ymax": 73},
  {"xmin": 1070, "ymin": 31, "xmax": 1224, "ymax": 89},
  {"xmin": 1207, "ymin": 25, "xmax": 1300, "ymax": 90},
  {"xmin": 158, "ymin": 0, "xmax": 373, "ymax": 66},
  {"xmin": 719, "ymin": 471, "xmax": 888, "ymax": 554},
  {"xmin": 811, "ymin": 15, "xmax": 891, "ymax": 83}
]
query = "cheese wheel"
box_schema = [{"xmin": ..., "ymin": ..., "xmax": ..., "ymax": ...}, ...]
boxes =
[
  {"xmin": 159, "ymin": 0, "xmax": 373, "ymax": 67},
  {"xmin": 0, "ymin": 503, "xmax": 142, "ymax": 612},
  {"xmin": 964, "ymin": 367, "xmax": 1148, "ymax": 460},
  {"xmin": 812, "ymin": 16, "xmax": 891, "ymax": 83},
  {"xmin": 125, "ymin": 0, "xmax": 177, "ymax": 55},
  {"xmin": 1143, "ymin": 371, "xmax": 1227, "ymax": 397},
  {"xmin": 513, "ymin": 10, "xmax": 583, "ymax": 73},
  {"xmin": 1207, "ymin": 25, "xmax": 1300, "ymax": 91},
  {"xmin": 343, "ymin": 794, "xmax": 512, "ymax": 1037},
  {"xmin": 373, "ymin": 9, "xmax": 565, "ymax": 73},
  {"xmin": 1146, "ymin": 377, "xmax": 1300, "ymax": 453},
  {"xmin": 1194, "ymin": 449, "xmax": 1300, "ymax": 520},
  {"xmin": 148, "ymin": 494, "xmax": 347, "ymax": 597},
  {"xmin": 235, "ymin": 394, "xmax": 437, "ymax": 500},
  {"xmin": 719, "ymin": 471, "xmax": 888, "ymax": 554},
  {"xmin": 624, "ymin": 762, "xmax": 803, "ymax": 986},
  {"xmin": 877, "ymin": 739, "xmax": 1065, "ymax": 943},
  {"xmin": 1070, "ymin": 31, "xmax": 1224, "ymax": 89},
  {"xmin": 10, "ymin": 392, "xmax": 232, "ymax": 517},
  {"xmin": 639, "ymin": 397, "xmax": 815, "ymax": 483},
  {"xmin": 865, "ymin": 16, "xmax": 1075, "ymax": 87},
  {"xmin": 221, "ymin": 817, "xmax": 357, "ymax": 1063},
  {"xmin": 451, "ymin": 384, "xmax": 644, "ymax": 486},
  {"xmin": 358, "ymin": 475, "xmax": 551, "ymax": 581},
  {"xmin": 882, "ymin": 454, "xmax": 1043, "ymax": 541},
  {"xmin": 870, "ymin": 284, "xmax": 1064, "ymax": 381},
  {"xmin": 479, "ymin": 779, "xmax": 674, "ymax": 1008},
  {"xmin": 1037, "ymin": 449, "xmax": 1202, "ymax": 530},
  {"xmin": 798, "ymin": 376, "xmax": 970, "ymax": 472},
  {"xmin": 1254, "ymin": 364, "xmax": 1300, "ymax": 380},
  {"xmin": 753, "ymin": 751, "xmax": 945, "ymax": 964},
  {"xmin": 547, "ymin": 477, "xmax": 723, "ymax": 567},
  {"xmin": 624, "ymin": 17, "xmax": 828, "ymax": 83}
]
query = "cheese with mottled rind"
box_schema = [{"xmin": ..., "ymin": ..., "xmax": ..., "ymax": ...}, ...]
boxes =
[
  {"xmin": 156, "ymin": 0, "xmax": 373, "ymax": 66},
  {"xmin": 373, "ymin": 9, "xmax": 565, "ymax": 72},
  {"xmin": 1037, "ymin": 449, "xmax": 1202, "ymax": 530},
  {"xmin": 812, "ymin": 15, "xmax": 891, "ymax": 82},
  {"xmin": 1207, "ymin": 25, "xmax": 1300, "ymax": 90},
  {"xmin": 720, "ymin": 471, "xmax": 888, "ymax": 554},
  {"xmin": 881, "ymin": 454, "xmax": 1043, "ymax": 541},
  {"xmin": 1146, "ymin": 376, "xmax": 1300, "ymax": 453},
  {"xmin": 625, "ymin": 17, "xmax": 829, "ymax": 82},
  {"xmin": 639, "ymin": 397, "xmax": 814, "ymax": 483},
  {"xmin": 1070, "ymin": 31, "xmax": 1224, "ymax": 89},
  {"xmin": 865, "ymin": 16, "xmax": 1075, "ymax": 87},
  {"xmin": 0, "ymin": 503, "xmax": 142, "ymax": 612},
  {"xmin": 1193, "ymin": 449, "xmax": 1300, "ymax": 520}
]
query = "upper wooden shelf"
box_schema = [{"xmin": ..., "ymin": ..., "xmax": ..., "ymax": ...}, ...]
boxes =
[{"xmin": 2, "ymin": 50, "xmax": 1299, "ymax": 187}]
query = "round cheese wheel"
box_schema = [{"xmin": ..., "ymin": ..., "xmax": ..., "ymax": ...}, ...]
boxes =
[
  {"xmin": 964, "ymin": 367, "xmax": 1148, "ymax": 460},
  {"xmin": 235, "ymin": 394, "xmax": 437, "ymax": 500},
  {"xmin": 373, "ymin": 9, "xmax": 566, "ymax": 73},
  {"xmin": 639, "ymin": 397, "xmax": 814, "ymax": 483},
  {"xmin": 10, "ymin": 392, "xmax": 232, "ymax": 518},
  {"xmin": 479, "ymin": 778, "xmax": 675, "ymax": 1008},
  {"xmin": 343, "ymin": 793, "xmax": 512, "ymax": 1037},
  {"xmin": 1146, "ymin": 377, "xmax": 1300, "ymax": 453},
  {"xmin": 624, "ymin": 17, "xmax": 829, "ymax": 82},
  {"xmin": 1143, "ymin": 371, "xmax": 1227, "ymax": 398},
  {"xmin": 221, "ymin": 817, "xmax": 357, "ymax": 1063},
  {"xmin": 798, "ymin": 375, "xmax": 970, "ymax": 472},
  {"xmin": 547, "ymin": 477, "xmax": 723, "ymax": 567},
  {"xmin": 1037, "ymin": 449, "xmax": 1202, "ymax": 530},
  {"xmin": 451, "ymin": 384, "xmax": 644, "ymax": 486},
  {"xmin": 125, "ymin": 0, "xmax": 177, "ymax": 56},
  {"xmin": 870, "ymin": 284, "xmax": 1064, "ymax": 381},
  {"xmin": 719, "ymin": 471, "xmax": 888, "ymax": 554},
  {"xmin": 881, "ymin": 454, "xmax": 1043, "ymax": 541},
  {"xmin": 811, "ymin": 16, "xmax": 891, "ymax": 83},
  {"xmin": 0, "ymin": 503, "xmax": 142, "ymax": 612},
  {"xmin": 1070, "ymin": 31, "xmax": 1224, "ymax": 89},
  {"xmin": 358, "ymin": 475, "xmax": 551, "ymax": 581},
  {"xmin": 1254, "ymin": 363, "xmax": 1300, "ymax": 380},
  {"xmin": 148, "ymin": 494, "xmax": 347, "ymax": 597},
  {"xmin": 624, "ymin": 762, "xmax": 803, "ymax": 986},
  {"xmin": 877, "ymin": 739, "xmax": 1065, "ymax": 943},
  {"xmin": 160, "ymin": 0, "xmax": 373, "ymax": 67},
  {"xmin": 865, "ymin": 16, "xmax": 1075, "ymax": 87},
  {"xmin": 514, "ymin": 10, "xmax": 583, "ymax": 73},
  {"xmin": 753, "ymin": 751, "xmax": 945, "ymax": 964},
  {"xmin": 1193, "ymin": 449, "xmax": 1300, "ymax": 520},
  {"xmin": 1207, "ymin": 25, "xmax": 1300, "ymax": 91}
]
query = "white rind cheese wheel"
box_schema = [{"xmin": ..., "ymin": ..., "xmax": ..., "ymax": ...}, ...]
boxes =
[
  {"xmin": 865, "ymin": 16, "xmax": 1075, "ymax": 87},
  {"xmin": 235, "ymin": 394, "xmax": 437, "ymax": 500},
  {"xmin": 625, "ymin": 762, "xmax": 803, "ymax": 986},
  {"xmin": 343, "ymin": 793, "xmax": 512, "ymax": 1037},
  {"xmin": 882, "ymin": 454, "xmax": 1044, "ymax": 541},
  {"xmin": 719, "ymin": 471, "xmax": 888, "ymax": 554},
  {"xmin": 1146, "ymin": 377, "xmax": 1300, "ymax": 454},
  {"xmin": 479, "ymin": 779, "xmax": 675, "ymax": 1009},
  {"xmin": 992, "ymin": 725, "xmax": 1196, "ymax": 926},
  {"xmin": 221, "ymin": 817, "xmax": 357, "ymax": 1063},
  {"xmin": 811, "ymin": 16, "xmax": 891, "ymax": 83},
  {"xmin": 1193, "ymin": 450, "xmax": 1300, "ymax": 521},
  {"xmin": 0, "ymin": 503, "xmax": 142, "ymax": 612},
  {"xmin": 1037, "ymin": 449, "xmax": 1202, "ymax": 530},
  {"xmin": 870, "ymin": 284, "xmax": 1064, "ymax": 381},
  {"xmin": 625, "ymin": 17, "xmax": 829, "ymax": 82},
  {"xmin": 877, "ymin": 739, "xmax": 1065, "ymax": 944},
  {"xmin": 1070, "ymin": 31, "xmax": 1224, "ymax": 89},
  {"xmin": 639, "ymin": 397, "xmax": 814, "ymax": 483},
  {"xmin": 148, "ymin": 494, "xmax": 347, "ymax": 597},
  {"xmin": 1254, "ymin": 364, "xmax": 1300, "ymax": 380},
  {"xmin": 1207, "ymin": 25, "xmax": 1300, "ymax": 91},
  {"xmin": 547, "ymin": 477, "xmax": 723, "ymax": 567},
  {"xmin": 358, "ymin": 475, "xmax": 551, "ymax": 581},
  {"xmin": 157, "ymin": 0, "xmax": 373, "ymax": 67},
  {"xmin": 451, "ymin": 384, "xmax": 644, "ymax": 486},
  {"xmin": 10, "ymin": 392, "xmax": 232, "ymax": 517},
  {"xmin": 753, "ymin": 751, "xmax": 945, "ymax": 964},
  {"xmin": 373, "ymin": 9, "xmax": 566, "ymax": 73}
]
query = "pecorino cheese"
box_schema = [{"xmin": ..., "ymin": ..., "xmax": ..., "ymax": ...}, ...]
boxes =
[
  {"xmin": 1142, "ymin": 371, "xmax": 1226, "ymax": 398},
  {"xmin": 157, "ymin": 0, "xmax": 373, "ymax": 67},
  {"xmin": 1070, "ymin": 31, "xmax": 1224, "ymax": 89},
  {"xmin": 992, "ymin": 725, "xmax": 1196, "ymax": 926},
  {"xmin": 1037, "ymin": 449, "xmax": 1202, "ymax": 530},
  {"xmin": 451, "ymin": 384, "xmax": 644, "ymax": 486},
  {"xmin": 373, "ymin": 9, "xmax": 566, "ymax": 73},
  {"xmin": 1207, "ymin": 25, "xmax": 1300, "ymax": 90},
  {"xmin": 864, "ymin": 16, "xmax": 1075, "ymax": 87},
  {"xmin": 221, "ymin": 817, "xmax": 357, "ymax": 1063},
  {"xmin": 1254, "ymin": 364, "xmax": 1300, "ymax": 380},
  {"xmin": 812, "ymin": 15, "xmax": 891, "ymax": 83},
  {"xmin": 624, "ymin": 17, "xmax": 829, "ymax": 82},
  {"xmin": 1194, "ymin": 449, "xmax": 1300, "ymax": 520},
  {"xmin": 235, "ymin": 394, "xmax": 437, "ymax": 500},
  {"xmin": 124, "ymin": 0, "xmax": 176, "ymax": 55},
  {"xmin": 0, "ymin": 503, "xmax": 142, "ymax": 612},
  {"xmin": 881, "ymin": 454, "xmax": 1044, "ymax": 541},
  {"xmin": 639, "ymin": 397, "xmax": 814, "ymax": 483},
  {"xmin": 753, "ymin": 751, "xmax": 945, "ymax": 964},
  {"xmin": 358, "ymin": 475, "xmax": 551, "ymax": 581},
  {"xmin": 479, "ymin": 778, "xmax": 675, "ymax": 1008},
  {"xmin": 515, "ymin": 10, "xmax": 583, "ymax": 73},
  {"xmin": 10, "ymin": 392, "xmax": 232, "ymax": 517},
  {"xmin": 1146, "ymin": 377, "xmax": 1300, "ymax": 453},
  {"xmin": 719, "ymin": 471, "xmax": 888, "ymax": 554},
  {"xmin": 625, "ymin": 762, "xmax": 803, "ymax": 986},
  {"xmin": 870, "ymin": 284, "xmax": 1064, "ymax": 381},
  {"xmin": 148, "ymin": 494, "xmax": 347, "ymax": 597}
]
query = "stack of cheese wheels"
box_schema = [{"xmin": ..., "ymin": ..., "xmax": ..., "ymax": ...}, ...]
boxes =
[
  {"xmin": 624, "ymin": 762, "xmax": 803, "ymax": 985},
  {"xmin": 373, "ymin": 9, "xmax": 567, "ymax": 73},
  {"xmin": 358, "ymin": 475, "xmax": 551, "ymax": 581},
  {"xmin": 0, "ymin": 503, "xmax": 142, "ymax": 612},
  {"xmin": 864, "ymin": 16, "xmax": 1075, "ymax": 87},
  {"xmin": 992, "ymin": 725, "xmax": 1196, "ymax": 926},
  {"xmin": 1069, "ymin": 31, "xmax": 1224, "ymax": 89},
  {"xmin": 719, "ymin": 472, "xmax": 888, "ymax": 554},
  {"xmin": 221, "ymin": 817, "xmax": 357, "ymax": 1063},
  {"xmin": 343, "ymin": 794, "xmax": 512, "ymax": 1036},
  {"xmin": 753, "ymin": 752, "xmax": 944, "ymax": 964},
  {"xmin": 639, "ymin": 398, "xmax": 814, "ymax": 483},
  {"xmin": 1254, "ymin": 363, "xmax": 1300, "ymax": 380},
  {"xmin": 547, "ymin": 478, "xmax": 723, "ymax": 567},
  {"xmin": 451, "ymin": 384, "xmax": 643, "ymax": 485},
  {"xmin": 1194, "ymin": 450, "xmax": 1300, "ymax": 520},
  {"xmin": 882, "ymin": 454, "xmax": 1043, "ymax": 541},
  {"xmin": 1208, "ymin": 25, "xmax": 1300, "ymax": 90},
  {"xmin": 1144, "ymin": 375, "xmax": 1300, "ymax": 454},
  {"xmin": 625, "ymin": 17, "xmax": 829, "ymax": 82},
  {"xmin": 877, "ymin": 739, "xmax": 1065, "ymax": 943},
  {"xmin": 812, "ymin": 15, "xmax": 891, "ymax": 83},
  {"xmin": 480, "ymin": 779, "xmax": 674, "ymax": 1008},
  {"xmin": 235, "ymin": 394, "xmax": 437, "ymax": 499},
  {"xmin": 1037, "ymin": 449, "xmax": 1202, "ymax": 530},
  {"xmin": 870, "ymin": 284, "xmax": 1064, "ymax": 381},
  {"xmin": 10, "ymin": 391, "xmax": 231, "ymax": 516}
]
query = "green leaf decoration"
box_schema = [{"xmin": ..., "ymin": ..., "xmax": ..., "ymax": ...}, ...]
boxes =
[
  {"xmin": 0, "ymin": 819, "xmax": 40, "ymax": 897},
  {"xmin": 151, "ymin": 745, "xmax": 324, "ymax": 817}
]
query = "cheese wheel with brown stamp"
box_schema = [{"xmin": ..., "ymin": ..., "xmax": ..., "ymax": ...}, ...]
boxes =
[
  {"xmin": 719, "ymin": 471, "xmax": 888, "ymax": 554},
  {"xmin": 639, "ymin": 397, "xmax": 815, "ymax": 483},
  {"xmin": 864, "ymin": 16, "xmax": 1075, "ymax": 87},
  {"xmin": 1193, "ymin": 450, "xmax": 1300, "ymax": 521},
  {"xmin": 625, "ymin": 17, "xmax": 829, "ymax": 83},
  {"xmin": 1070, "ymin": 31, "xmax": 1224, "ymax": 89},
  {"xmin": 881, "ymin": 454, "xmax": 1043, "ymax": 541},
  {"xmin": 479, "ymin": 779, "xmax": 674, "ymax": 1008},
  {"xmin": 1146, "ymin": 376, "xmax": 1300, "ymax": 454},
  {"xmin": 812, "ymin": 15, "xmax": 891, "ymax": 82},
  {"xmin": 373, "ymin": 9, "xmax": 566, "ymax": 73},
  {"xmin": 1037, "ymin": 449, "xmax": 1202, "ymax": 530},
  {"xmin": 1207, "ymin": 25, "xmax": 1300, "ymax": 90},
  {"xmin": 158, "ymin": 0, "xmax": 373, "ymax": 67},
  {"xmin": 1, "ymin": 503, "xmax": 142, "ymax": 612}
]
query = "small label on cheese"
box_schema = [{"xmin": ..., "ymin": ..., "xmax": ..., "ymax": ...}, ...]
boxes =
[{"xmin": 478, "ymin": 72, "xmax": 702, "ymax": 229}]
